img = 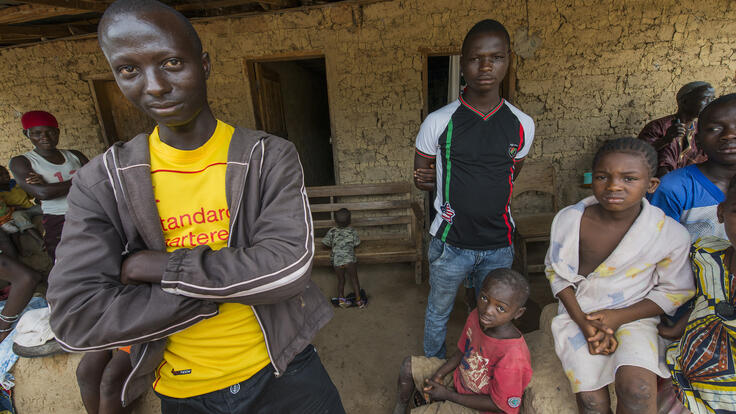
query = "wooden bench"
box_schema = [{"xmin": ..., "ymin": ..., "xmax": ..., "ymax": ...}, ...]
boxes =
[
  {"xmin": 307, "ymin": 182, "xmax": 424, "ymax": 284},
  {"xmin": 512, "ymin": 160, "xmax": 558, "ymax": 277}
]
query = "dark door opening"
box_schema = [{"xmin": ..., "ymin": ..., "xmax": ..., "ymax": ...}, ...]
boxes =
[
  {"xmin": 249, "ymin": 57, "xmax": 335, "ymax": 187},
  {"xmin": 427, "ymin": 55, "xmax": 457, "ymax": 113}
]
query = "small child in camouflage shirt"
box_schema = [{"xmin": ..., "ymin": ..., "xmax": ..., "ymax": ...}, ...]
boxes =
[{"xmin": 323, "ymin": 208, "xmax": 364, "ymax": 308}]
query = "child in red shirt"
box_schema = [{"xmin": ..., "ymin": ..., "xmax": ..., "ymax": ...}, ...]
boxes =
[{"xmin": 394, "ymin": 268, "xmax": 532, "ymax": 414}]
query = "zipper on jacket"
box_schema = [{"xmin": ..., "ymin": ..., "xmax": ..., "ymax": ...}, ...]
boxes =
[
  {"xmin": 121, "ymin": 342, "xmax": 148, "ymax": 407},
  {"xmin": 227, "ymin": 137, "xmax": 281, "ymax": 377},
  {"xmin": 226, "ymin": 139, "xmax": 260, "ymax": 242},
  {"xmin": 252, "ymin": 308, "xmax": 280, "ymax": 377}
]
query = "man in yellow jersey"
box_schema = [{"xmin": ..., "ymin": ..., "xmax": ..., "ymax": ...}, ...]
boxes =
[{"xmin": 46, "ymin": 1, "xmax": 343, "ymax": 412}]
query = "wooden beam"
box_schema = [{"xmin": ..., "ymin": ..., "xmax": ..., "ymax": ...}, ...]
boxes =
[
  {"xmin": 0, "ymin": 23, "xmax": 94, "ymax": 40},
  {"xmin": 81, "ymin": 72, "xmax": 114, "ymax": 81},
  {"xmin": 174, "ymin": 1, "xmax": 261, "ymax": 12},
  {"xmin": 257, "ymin": 0, "xmax": 298, "ymax": 5},
  {"xmin": 190, "ymin": 0, "xmax": 390, "ymax": 22},
  {"xmin": 175, "ymin": 0, "xmax": 298, "ymax": 12},
  {"xmin": 87, "ymin": 79, "xmax": 113, "ymax": 147},
  {"xmin": 18, "ymin": 1, "xmax": 108, "ymax": 12},
  {"xmin": 0, "ymin": 4, "xmax": 86, "ymax": 24},
  {"xmin": 257, "ymin": 0, "xmax": 300, "ymax": 10},
  {"xmin": 0, "ymin": 24, "xmax": 71, "ymax": 37}
]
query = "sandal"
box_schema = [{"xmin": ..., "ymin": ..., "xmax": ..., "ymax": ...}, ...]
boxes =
[
  {"xmin": 346, "ymin": 289, "xmax": 369, "ymax": 307},
  {"xmin": 355, "ymin": 299, "xmax": 366, "ymax": 309},
  {"xmin": 410, "ymin": 389, "xmax": 428, "ymax": 408},
  {"xmin": 338, "ymin": 297, "xmax": 352, "ymax": 308}
]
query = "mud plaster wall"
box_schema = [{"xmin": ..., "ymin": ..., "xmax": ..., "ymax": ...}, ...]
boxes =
[{"xmin": 0, "ymin": 0, "xmax": 734, "ymax": 211}]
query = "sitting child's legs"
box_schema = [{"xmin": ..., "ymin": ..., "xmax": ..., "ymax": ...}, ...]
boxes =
[
  {"xmin": 397, "ymin": 356, "xmax": 415, "ymax": 408},
  {"xmin": 0, "ymin": 222, "xmax": 19, "ymax": 235},
  {"xmin": 0, "ymin": 222, "xmax": 22, "ymax": 257},
  {"xmin": 0, "ymin": 253, "xmax": 42, "ymax": 341},
  {"xmin": 9, "ymin": 210, "xmax": 43, "ymax": 244},
  {"xmin": 10, "ymin": 210, "xmax": 33, "ymax": 232},
  {"xmin": 77, "ymin": 350, "xmax": 112, "ymax": 414},
  {"xmin": 2, "ymin": 214, "xmax": 43, "ymax": 255},
  {"xmin": 77, "ymin": 349, "xmax": 134, "ymax": 414},
  {"xmin": 99, "ymin": 349, "xmax": 134, "ymax": 414},
  {"xmin": 614, "ymin": 366, "xmax": 656, "ymax": 414},
  {"xmin": 576, "ymin": 388, "xmax": 611, "ymax": 414},
  {"xmin": 395, "ymin": 356, "xmax": 450, "ymax": 414},
  {"xmin": 0, "ymin": 230, "xmax": 18, "ymax": 258}
]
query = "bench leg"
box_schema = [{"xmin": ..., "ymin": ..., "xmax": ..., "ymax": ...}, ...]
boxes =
[
  {"xmin": 520, "ymin": 239, "xmax": 528, "ymax": 278},
  {"xmin": 414, "ymin": 260, "xmax": 422, "ymax": 285}
]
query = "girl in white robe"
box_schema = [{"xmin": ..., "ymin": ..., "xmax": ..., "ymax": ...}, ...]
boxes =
[{"xmin": 545, "ymin": 138, "xmax": 696, "ymax": 411}]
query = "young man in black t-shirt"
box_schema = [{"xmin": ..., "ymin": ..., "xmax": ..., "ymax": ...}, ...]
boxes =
[{"xmin": 414, "ymin": 19, "xmax": 535, "ymax": 358}]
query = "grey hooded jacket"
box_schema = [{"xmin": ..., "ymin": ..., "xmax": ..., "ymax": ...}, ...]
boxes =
[{"xmin": 46, "ymin": 127, "xmax": 333, "ymax": 406}]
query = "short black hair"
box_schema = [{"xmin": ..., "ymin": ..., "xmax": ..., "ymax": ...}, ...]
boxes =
[
  {"xmin": 592, "ymin": 137, "xmax": 658, "ymax": 177},
  {"xmin": 699, "ymin": 93, "xmax": 736, "ymax": 126},
  {"xmin": 335, "ymin": 208, "xmax": 351, "ymax": 227},
  {"xmin": 462, "ymin": 19, "xmax": 511, "ymax": 54},
  {"xmin": 99, "ymin": 0, "xmax": 202, "ymax": 55},
  {"xmin": 482, "ymin": 268, "xmax": 529, "ymax": 307}
]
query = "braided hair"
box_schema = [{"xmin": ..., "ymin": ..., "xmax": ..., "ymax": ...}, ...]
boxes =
[
  {"xmin": 462, "ymin": 19, "xmax": 511, "ymax": 54},
  {"xmin": 592, "ymin": 138, "xmax": 658, "ymax": 177}
]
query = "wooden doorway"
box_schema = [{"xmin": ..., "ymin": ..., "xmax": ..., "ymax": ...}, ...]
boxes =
[
  {"xmin": 253, "ymin": 64, "xmax": 288, "ymax": 138},
  {"xmin": 87, "ymin": 76, "xmax": 156, "ymax": 147},
  {"xmin": 247, "ymin": 57, "xmax": 335, "ymax": 187}
]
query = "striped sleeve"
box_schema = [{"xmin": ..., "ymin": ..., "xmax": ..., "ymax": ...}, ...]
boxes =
[
  {"xmin": 415, "ymin": 102, "xmax": 456, "ymax": 158},
  {"xmin": 505, "ymin": 102, "xmax": 535, "ymax": 160},
  {"xmin": 415, "ymin": 116, "xmax": 439, "ymax": 158}
]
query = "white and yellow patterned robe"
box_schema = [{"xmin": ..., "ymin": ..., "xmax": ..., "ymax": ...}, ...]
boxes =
[{"xmin": 545, "ymin": 196, "xmax": 695, "ymax": 393}]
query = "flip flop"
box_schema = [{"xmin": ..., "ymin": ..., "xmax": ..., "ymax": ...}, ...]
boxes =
[{"xmin": 345, "ymin": 289, "xmax": 369, "ymax": 307}]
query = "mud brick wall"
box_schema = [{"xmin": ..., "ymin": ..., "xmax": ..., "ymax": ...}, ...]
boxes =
[{"xmin": 0, "ymin": 0, "xmax": 734, "ymax": 211}]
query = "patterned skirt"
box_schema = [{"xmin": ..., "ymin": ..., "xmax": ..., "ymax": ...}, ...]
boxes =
[{"xmin": 666, "ymin": 313, "xmax": 736, "ymax": 414}]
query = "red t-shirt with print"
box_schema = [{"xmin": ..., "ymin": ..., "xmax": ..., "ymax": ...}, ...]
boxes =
[{"xmin": 453, "ymin": 309, "xmax": 532, "ymax": 414}]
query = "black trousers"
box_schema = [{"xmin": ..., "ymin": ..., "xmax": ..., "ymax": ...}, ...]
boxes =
[{"xmin": 156, "ymin": 345, "xmax": 345, "ymax": 414}]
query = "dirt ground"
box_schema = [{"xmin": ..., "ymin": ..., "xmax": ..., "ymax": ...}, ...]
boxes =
[{"xmin": 311, "ymin": 258, "xmax": 554, "ymax": 413}]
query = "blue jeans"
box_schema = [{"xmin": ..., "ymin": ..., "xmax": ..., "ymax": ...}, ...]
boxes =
[
  {"xmin": 423, "ymin": 237, "xmax": 514, "ymax": 358},
  {"xmin": 156, "ymin": 345, "xmax": 345, "ymax": 414}
]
